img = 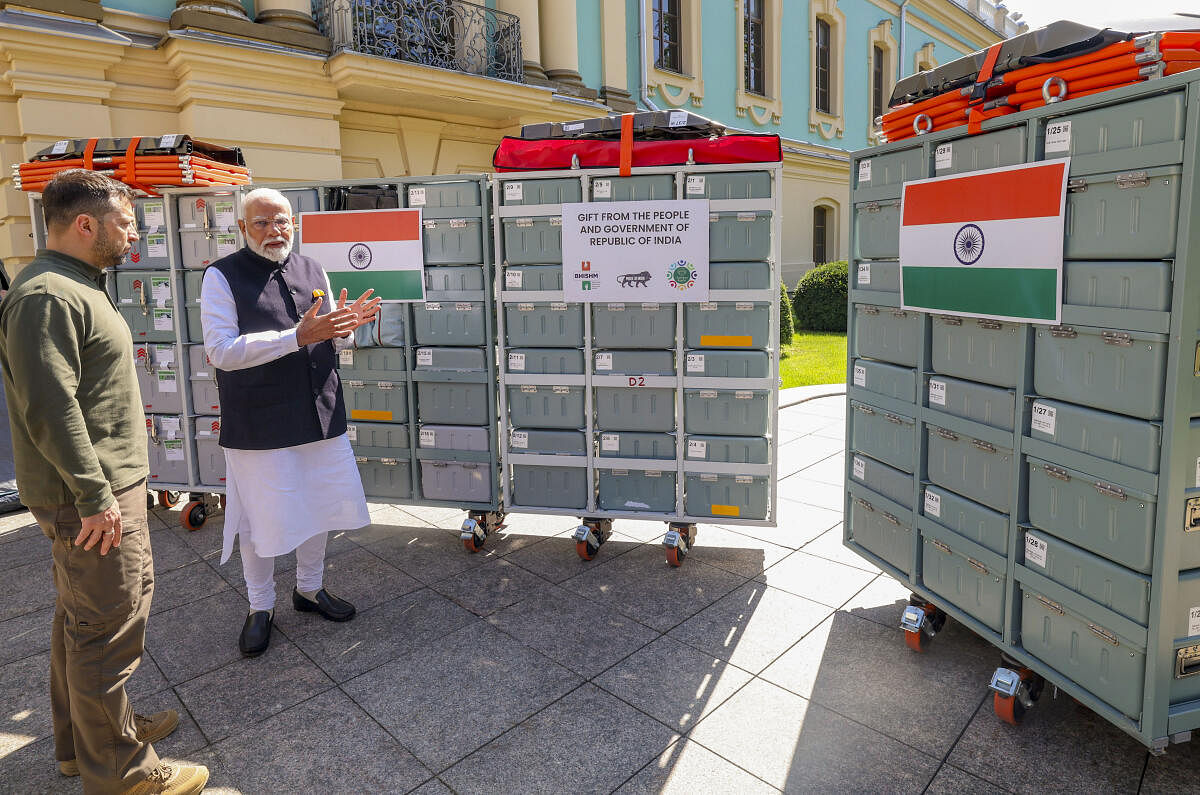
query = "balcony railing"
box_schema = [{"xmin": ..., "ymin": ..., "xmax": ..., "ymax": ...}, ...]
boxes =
[{"xmin": 315, "ymin": 0, "xmax": 524, "ymax": 84}]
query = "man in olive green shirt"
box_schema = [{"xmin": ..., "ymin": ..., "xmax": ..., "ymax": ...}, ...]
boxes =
[{"xmin": 0, "ymin": 170, "xmax": 207, "ymax": 794}]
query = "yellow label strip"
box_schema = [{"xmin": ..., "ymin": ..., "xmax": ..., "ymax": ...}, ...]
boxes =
[
  {"xmin": 711, "ymin": 504, "xmax": 741, "ymax": 517},
  {"xmin": 350, "ymin": 409, "xmax": 393, "ymax": 421},
  {"xmin": 700, "ymin": 335, "xmax": 752, "ymax": 347}
]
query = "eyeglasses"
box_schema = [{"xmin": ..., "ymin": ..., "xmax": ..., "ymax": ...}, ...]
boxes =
[{"xmin": 249, "ymin": 217, "xmax": 293, "ymax": 231}]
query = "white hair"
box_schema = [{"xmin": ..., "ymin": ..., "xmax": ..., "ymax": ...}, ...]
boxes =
[{"xmin": 240, "ymin": 188, "xmax": 292, "ymax": 218}]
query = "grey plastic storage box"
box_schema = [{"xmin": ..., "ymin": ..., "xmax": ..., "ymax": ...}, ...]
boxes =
[
  {"xmin": 853, "ymin": 305, "xmax": 919, "ymax": 367},
  {"xmin": 416, "ymin": 381, "xmax": 489, "ymax": 425},
  {"xmin": 594, "ymin": 350, "xmax": 674, "ymax": 376},
  {"xmin": 853, "ymin": 199, "xmax": 901, "ymax": 260},
  {"xmin": 921, "ymin": 484, "xmax": 1009, "ymax": 557},
  {"xmin": 926, "ymin": 425, "xmax": 1012, "ymax": 513},
  {"xmin": 925, "ymin": 374, "xmax": 1016, "ymax": 431},
  {"xmin": 503, "ymin": 265, "xmax": 563, "ymax": 291},
  {"xmin": 132, "ymin": 343, "xmax": 183, "ymax": 414},
  {"xmin": 931, "ymin": 316, "xmax": 1024, "ymax": 388},
  {"xmin": 187, "ymin": 344, "xmax": 220, "ymax": 415},
  {"xmin": 348, "ymin": 421, "xmax": 409, "ymax": 458},
  {"xmin": 357, "ymin": 457, "xmax": 413, "ymax": 500},
  {"xmin": 512, "ymin": 464, "xmax": 588, "ymax": 508},
  {"xmin": 848, "ymin": 401, "xmax": 915, "ymax": 473},
  {"xmin": 426, "ymin": 265, "xmax": 486, "ymax": 293},
  {"xmin": 412, "ymin": 301, "xmax": 486, "ymax": 346},
  {"xmin": 503, "ymin": 216, "xmax": 563, "ymax": 264},
  {"xmin": 854, "ymin": 146, "xmax": 923, "ymax": 193},
  {"xmin": 847, "ymin": 486, "xmax": 912, "ymax": 574},
  {"xmin": 684, "ymin": 350, "xmax": 769, "ymax": 378},
  {"xmin": 1063, "ymin": 166, "xmax": 1182, "ymax": 261},
  {"xmin": 596, "ymin": 387, "xmax": 676, "ymax": 432},
  {"xmin": 339, "ymin": 346, "xmax": 408, "ymax": 381},
  {"xmin": 710, "ymin": 261, "xmax": 771, "ymax": 290},
  {"xmin": 684, "ymin": 302, "xmax": 770, "ymax": 349},
  {"xmin": 183, "ymin": 270, "xmax": 204, "ymax": 343},
  {"xmin": 507, "ymin": 385, "xmax": 585, "ymax": 428},
  {"xmin": 850, "ymin": 359, "xmax": 917, "ymax": 403},
  {"xmin": 1063, "ymin": 261, "xmax": 1172, "ymax": 315},
  {"xmin": 1041, "ymin": 90, "xmax": 1185, "ymax": 168},
  {"xmin": 176, "ymin": 194, "xmax": 238, "ymax": 230},
  {"xmin": 684, "ymin": 170, "xmax": 771, "ymax": 200},
  {"xmin": 1020, "ymin": 527, "xmax": 1152, "ymax": 625},
  {"xmin": 590, "ymin": 174, "xmax": 675, "ymax": 201},
  {"xmin": 1033, "ymin": 325, "xmax": 1167, "ymax": 420},
  {"xmin": 598, "ymin": 432, "xmax": 676, "ymax": 459},
  {"xmin": 123, "ymin": 232, "xmax": 171, "ymax": 269},
  {"xmin": 119, "ymin": 305, "xmax": 176, "ymax": 343},
  {"xmin": 512, "ymin": 429, "xmax": 586, "ymax": 455},
  {"xmin": 709, "ymin": 210, "xmax": 772, "ymax": 261},
  {"xmin": 146, "ymin": 415, "xmax": 188, "ymax": 486},
  {"xmin": 507, "ymin": 348, "xmax": 585, "ymax": 374},
  {"xmin": 178, "ymin": 229, "xmax": 238, "ymax": 269},
  {"xmin": 592, "ymin": 303, "xmax": 676, "ymax": 349},
  {"xmin": 418, "ymin": 424, "xmax": 491, "ymax": 503},
  {"xmin": 684, "ymin": 435, "xmax": 768, "ymax": 463},
  {"xmin": 848, "ymin": 452, "xmax": 913, "ymax": 506},
  {"xmin": 115, "ymin": 271, "xmax": 172, "ymax": 309},
  {"xmin": 1026, "ymin": 457, "xmax": 1155, "ymax": 574},
  {"xmin": 683, "ymin": 389, "xmax": 769, "ymax": 436},
  {"xmin": 344, "ymin": 380, "xmax": 408, "ymax": 424},
  {"xmin": 598, "ymin": 469, "xmax": 677, "ymax": 512},
  {"xmin": 414, "ymin": 346, "xmax": 484, "ymax": 372},
  {"xmin": 854, "ymin": 261, "xmax": 900, "ymax": 293},
  {"xmin": 684, "ymin": 473, "xmax": 768, "ymax": 520},
  {"xmin": 500, "ymin": 177, "xmax": 581, "ymax": 205},
  {"xmin": 920, "ymin": 522, "xmax": 1006, "ymax": 632},
  {"xmin": 193, "ymin": 417, "xmax": 226, "ymax": 487},
  {"xmin": 935, "ymin": 126, "xmax": 1025, "ymax": 176},
  {"xmin": 505, "ymin": 302, "xmax": 584, "ymax": 347},
  {"xmin": 421, "ymin": 217, "xmax": 484, "ymax": 265},
  {"xmin": 1028, "ymin": 398, "xmax": 1162, "ymax": 473},
  {"xmin": 134, "ymin": 196, "xmax": 168, "ymax": 230},
  {"xmin": 406, "ymin": 180, "xmax": 480, "ymax": 209}
]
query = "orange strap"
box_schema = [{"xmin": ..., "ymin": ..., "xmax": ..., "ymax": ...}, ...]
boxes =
[
  {"xmin": 969, "ymin": 43, "xmax": 1004, "ymax": 103},
  {"xmin": 618, "ymin": 113, "xmax": 634, "ymax": 177},
  {"xmin": 82, "ymin": 138, "xmax": 97, "ymax": 171}
]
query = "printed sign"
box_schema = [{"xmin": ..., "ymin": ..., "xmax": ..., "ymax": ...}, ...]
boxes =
[
  {"xmin": 504, "ymin": 182, "xmax": 523, "ymax": 201},
  {"xmin": 923, "ymin": 489, "xmax": 941, "ymax": 517},
  {"xmin": 142, "ymin": 201, "xmax": 165, "ymax": 229},
  {"xmin": 853, "ymin": 456, "xmax": 866, "ymax": 480},
  {"xmin": 1024, "ymin": 532, "xmax": 1048, "ymax": 568},
  {"xmin": 687, "ymin": 439, "xmax": 707, "ymax": 459},
  {"xmin": 899, "ymin": 159, "xmax": 1070, "ymax": 323},
  {"xmin": 935, "ymin": 143, "xmax": 953, "ymax": 170},
  {"xmin": 1189, "ymin": 606, "xmax": 1200, "ymax": 637},
  {"xmin": 857, "ymin": 262, "xmax": 870, "ymax": 285},
  {"xmin": 600, "ymin": 433, "xmax": 619, "ymax": 451},
  {"xmin": 1045, "ymin": 120, "xmax": 1072, "ymax": 153},
  {"xmin": 561, "ymin": 199, "xmax": 709, "ymax": 303},
  {"xmin": 407, "ymin": 186, "xmax": 426, "ymax": 207},
  {"xmin": 507, "ymin": 352, "xmax": 526, "ymax": 371},
  {"xmin": 301, "ymin": 209, "xmax": 426, "ymax": 301},
  {"xmin": 853, "ymin": 364, "xmax": 866, "ymax": 387},
  {"xmin": 1031, "ymin": 401, "xmax": 1056, "ymax": 435},
  {"xmin": 857, "ymin": 159, "xmax": 871, "ymax": 183},
  {"xmin": 686, "ymin": 353, "xmax": 705, "ymax": 373},
  {"xmin": 213, "ymin": 200, "xmax": 236, "ymax": 229},
  {"xmin": 505, "ymin": 269, "xmax": 522, "ymax": 288},
  {"xmin": 146, "ymin": 234, "xmax": 168, "ymax": 259},
  {"xmin": 510, "ymin": 430, "xmax": 528, "ymax": 449},
  {"xmin": 686, "ymin": 175, "xmax": 705, "ymax": 195},
  {"xmin": 928, "ymin": 379, "xmax": 947, "ymax": 406}
]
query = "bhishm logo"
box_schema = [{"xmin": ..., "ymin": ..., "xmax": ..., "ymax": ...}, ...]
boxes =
[{"xmin": 666, "ymin": 260, "xmax": 697, "ymax": 291}]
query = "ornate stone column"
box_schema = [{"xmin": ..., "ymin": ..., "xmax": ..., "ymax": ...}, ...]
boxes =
[
  {"xmin": 538, "ymin": 0, "xmax": 596, "ymax": 98},
  {"xmin": 496, "ymin": 0, "xmax": 552, "ymax": 86},
  {"xmin": 170, "ymin": 0, "xmax": 330, "ymax": 54},
  {"xmin": 1, "ymin": 0, "xmax": 104, "ymax": 21},
  {"xmin": 599, "ymin": 0, "xmax": 635, "ymax": 111},
  {"xmin": 255, "ymin": 0, "xmax": 320, "ymax": 34}
]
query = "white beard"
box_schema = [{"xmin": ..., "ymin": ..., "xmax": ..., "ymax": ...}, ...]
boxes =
[{"xmin": 248, "ymin": 234, "xmax": 293, "ymax": 263}]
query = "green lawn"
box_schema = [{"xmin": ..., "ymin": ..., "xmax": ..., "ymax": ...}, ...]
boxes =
[{"xmin": 780, "ymin": 332, "xmax": 847, "ymax": 389}]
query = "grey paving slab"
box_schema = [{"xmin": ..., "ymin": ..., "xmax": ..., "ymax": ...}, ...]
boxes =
[
  {"xmin": 718, "ymin": 501, "xmax": 838, "ymax": 551},
  {"xmin": 398, "ymin": 503, "xmax": 469, "ymax": 528},
  {"xmin": 344, "ymin": 621, "xmax": 582, "ymax": 772},
  {"xmin": 801, "ymin": 524, "xmax": 879, "ymax": 572},
  {"xmin": 0, "ymin": 651, "xmax": 53, "ymax": 757},
  {"xmin": 561, "ymin": 542, "xmax": 747, "ymax": 632},
  {"xmin": 761, "ymin": 611, "xmax": 995, "ymax": 758},
  {"xmin": 196, "ymin": 688, "xmax": 431, "ymax": 794},
  {"xmin": 429, "ymin": 556, "xmax": 555, "ymax": 617},
  {"xmin": 810, "ymin": 419, "xmax": 848, "ymax": 440},
  {"xmin": 144, "ymin": 589, "xmax": 249, "ymax": 685},
  {"xmin": 757, "ymin": 550, "xmax": 876, "ymax": 608},
  {"xmin": 947, "ymin": 690, "xmax": 1147, "ymax": 793},
  {"xmin": 440, "ymin": 683, "xmax": 676, "ymax": 794},
  {"xmin": 0, "ymin": 558, "xmax": 54, "ymax": 622},
  {"xmin": 794, "ymin": 452, "xmax": 846, "ymax": 487},
  {"xmin": 290, "ymin": 587, "xmax": 475, "ymax": 683},
  {"xmin": 610, "ymin": 518, "xmax": 673, "ymax": 543},
  {"xmin": 679, "ymin": 524, "xmax": 791, "ymax": 579},
  {"xmin": 503, "ymin": 531, "xmax": 640, "ymax": 584},
  {"xmin": 788, "ymin": 396, "xmax": 845, "ymax": 420},
  {"xmin": 841, "ymin": 574, "xmax": 917, "ymax": 629},
  {"xmin": 0, "ymin": 735, "xmax": 74, "ymax": 795},
  {"xmin": 0, "ymin": 606, "xmax": 51, "ymax": 666},
  {"xmin": 408, "ymin": 778, "xmax": 455, "ymax": 795},
  {"xmin": 776, "ymin": 433, "xmax": 846, "ymax": 478},
  {"xmin": 364, "ymin": 524, "xmax": 490, "ymax": 585},
  {"xmin": 617, "ymin": 738, "xmax": 780, "ymax": 794},
  {"xmin": 343, "ymin": 512, "xmax": 429, "ymax": 547},
  {"xmin": 777, "ymin": 411, "xmax": 839, "ymax": 436},
  {"xmin": 689, "ymin": 678, "xmax": 939, "ymax": 793},
  {"xmin": 669, "ymin": 581, "xmax": 831, "ymax": 674},
  {"xmin": 595, "ymin": 635, "xmax": 754, "ymax": 733},
  {"xmin": 148, "ymin": 559, "xmax": 231, "ymax": 617},
  {"xmin": 777, "ymin": 476, "xmax": 845, "ymax": 512},
  {"xmin": 174, "ymin": 637, "xmax": 335, "ymax": 742},
  {"xmin": 925, "ymin": 763, "xmax": 1013, "ymax": 794},
  {"xmin": 0, "ymin": 525, "xmax": 44, "ymax": 572},
  {"xmin": 1141, "ymin": 750, "xmax": 1200, "ymax": 793},
  {"xmin": 486, "ymin": 585, "xmax": 659, "ymax": 679},
  {"xmin": 148, "ymin": 525, "xmax": 203, "ymax": 575},
  {"xmin": 0, "ymin": 512, "xmax": 40, "ymax": 537}
]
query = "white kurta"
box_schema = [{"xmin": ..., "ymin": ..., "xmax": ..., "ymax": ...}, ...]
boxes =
[{"xmin": 201, "ymin": 266, "xmax": 370, "ymax": 564}]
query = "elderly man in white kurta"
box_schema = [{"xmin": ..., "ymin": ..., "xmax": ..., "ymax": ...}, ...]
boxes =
[{"xmin": 201, "ymin": 188, "xmax": 381, "ymax": 656}]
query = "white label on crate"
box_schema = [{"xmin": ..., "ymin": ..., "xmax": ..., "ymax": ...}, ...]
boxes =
[
  {"xmin": 449, "ymin": 219, "xmax": 468, "ymax": 229},
  {"xmin": 686, "ymin": 353, "xmax": 705, "ymax": 373},
  {"xmin": 160, "ymin": 416, "xmax": 181, "ymax": 438},
  {"xmin": 505, "ymin": 269, "xmax": 523, "ymax": 288},
  {"xmin": 152, "ymin": 309, "xmax": 172, "ymax": 331},
  {"xmin": 504, "ymin": 182, "xmax": 523, "ymax": 201},
  {"xmin": 51, "ymin": 140, "xmax": 69, "ymax": 155},
  {"xmin": 425, "ymin": 302, "xmax": 441, "ymax": 311},
  {"xmin": 1189, "ymin": 606, "xmax": 1200, "ymax": 637},
  {"xmin": 928, "ymin": 379, "xmax": 947, "ymax": 406},
  {"xmin": 163, "ymin": 440, "xmax": 184, "ymax": 461},
  {"xmin": 551, "ymin": 302, "xmax": 567, "ymax": 311},
  {"xmin": 935, "ymin": 143, "xmax": 953, "ymax": 170},
  {"xmin": 857, "ymin": 159, "xmax": 872, "ymax": 183},
  {"xmin": 1045, "ymin": 120, "xmax": 1072, "ymax": 153},
  {"xmin": 346, "ymin": 424, "xmax": 357, "ymax": 442},
  {"xmin": 157, "ymin": 370, "xmax": 177, "ymax": 393},
  {"xmin": 521, "ymin": 384, "xmax": 537, "ymax": 393},
  {"xmin": 853, "ymin": 364, "xmax": 867, "ymax": 387},
  {"xmin": 735, "ymin": 390, "xmax": 753, "ymax": 399},
  {"xmin": 1031, "ymin": 401, "xmax": 1056, "ymax": 435},
  {"xmin": 416, "ymin": 348, "xmax": 433, "ymax": 366},
  {"xmin": 924, "ymin": 489, "xmax": 941, "ymax": 517},
  {"xmin": 699, "ymin": 389, "xmax": 718, "ymax": 398},
  {"xmin": 142, "ymin": 201, "xmax": 165, "ymax": 230},
  {"xmin": 735, "ymin": 474, "xmax": 753, "ymax": 484},
  {"xmin": 515, "ymin": 218, "xmax": 533, "ymax": 228},
  {"xmin": 377, "ymin": 381, "xmax": 393, "ymax": 390},
  {"xmin": 594, "ymin": 352, "xmax": 613, "ymax": 370},
  {"xmin": 216, "ymin": 233, "xmax": 237, "ymax": 256},
  {"xmin": 154, "ymin": 345, "xmax": 174, "ymax": 366},
  {"xmin": 669, "ymin": 110, "xmax": 687, "ymax": 127},
  {"xmin": 159, "ymin": 134, "xmax": 179, "ymax": 148},
  {"xmin": 407, "ymin": 186, "xmax": 426, "ymax": 206},
  {"xmin": 552, "ymin": 385, "xmax": 570, "ymax": 394},
  {"xmin": 641, "ymin": 302, "xmax": 659, "ymax": 311},
  {"xmin": 735, "ymin": 302, "xmax": 754, "ymax": 311},
  {"xmin": 455, "ymin": 302, "xmax": 473, "ymax": 311},
  {"xmin": 853, "ymin": 455, "xmax": 866, "ymax": 480},
  {"xmin": 511, "ymin": 430, "xmax": 528, "ymax": 449},
  {"xmin": 151, "ymin": 276, "xmax": 170, "ymax": 306},
  {"xmin": 339, "ymin": 349, "xmax": 354, "ymax": 365},
  {"xmin": 601, "ymin": 433, "xmax": 620, "ymax": 451},
  {"xmin": 1024, "ymin": 532, "xmax": 1049, "ymax": 568},
  {"xmin": 700, "ymin": 302, "xmax": 717, "ymax": 311},
  {"xmin": 737, "ymin": 212, "xmax": 756, "ymax": 222},
  {"xmin": 592, "ymin": 179, "xmax": 612, "ymax": 199},
  {"xmin": 687, "ymin": 439, "xmax": 707, "ymax": 459},
  {"xmin": 508, "ymin": 352, "xmax": 526, "ymax": 371},
  {"xmin": 146, "ymin": 234, "xmax": 167, "ymax": 258},
  {"xmin": 562, "ymin": 122, "xmax": 585, "ymax": 132},
  {"xmin": 857, "ymin": 263, "xmax": 876, "ymax": 288},
  {"xmin": 214, "ymin": 201, "xmax": 236, "ymax": 229},
  {"xmin": 686, "ymin": 175, "xmax": 706, "ymax": 195},
  {"xmin": 419, "ymin": 428, "xmax": 436, "ymax": 448},
  {"xmin": 607, "ymin": 302, "xmax": 625, "ymax": 311}
]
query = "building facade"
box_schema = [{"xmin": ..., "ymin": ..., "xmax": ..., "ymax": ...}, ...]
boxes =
[{"xmin": 0, "ymin": 0, "xmax": 1023, "ymax": 284}]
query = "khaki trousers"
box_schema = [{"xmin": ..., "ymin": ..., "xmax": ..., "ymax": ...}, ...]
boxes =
[{"xmin": 29, "ymin": 480, "xmax": 159, "ymax": 795}]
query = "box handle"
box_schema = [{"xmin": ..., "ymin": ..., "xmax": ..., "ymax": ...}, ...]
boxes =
[
  {"xmin": 1115, "ymin": 171, "xmax": 1149, "ymax": 190},
  {"xmin": 1094, "ymin": 481, "xmax": 1128, "ymax": 501},
  {"xmin": 890, "ymin": 310, "xmax": 908, "ymax": 319},
  {"xmin": 1176, "ymin": 645, "xmax": 1200, "ymax": 679},
  {"xmin": 1088, "ymin": 623, "xmax": 1120, "ymax": 646},
  {"xmin": 884, "ymin": 412, "xmax": 905, "ymax": 425},
  {"xmin": 860, "ymin": 305, "xmax": 879, "ymax": 315},
  {"xmin": 1044, "ymin": 464, "xmax": 1071, "ymax": 482}
]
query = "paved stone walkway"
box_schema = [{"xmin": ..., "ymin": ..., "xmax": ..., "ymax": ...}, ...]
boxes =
[{"xmin": 1, "ymin": 393, "xmax": 1198, "ymax": 792}]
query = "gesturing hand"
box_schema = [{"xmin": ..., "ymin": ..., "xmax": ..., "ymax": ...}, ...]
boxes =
[
  {"xmin": 296, "ymin": 296, "xmax": 360, "ymax": 347},
  {"xmin": 336, "ymin": 288, "xmax": 382, "ymax": 338},
  {"xmin": 77, "ymin": 502, "xmax": 122, "ymax": 556}
]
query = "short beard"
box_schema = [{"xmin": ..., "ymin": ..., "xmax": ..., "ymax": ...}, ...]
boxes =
[
  {"xmin": 93, "ymin": 225, "xmax": 127, "ymax": 269},
  {"xmin": 248, "ymin": 235, "xmax": 293, "ymax": 264}
]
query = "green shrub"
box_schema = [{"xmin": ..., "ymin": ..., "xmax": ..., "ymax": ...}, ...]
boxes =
[
  {"xmin": 792, "ymin": 260, "xmax": 848, "ymax": 332},
  {"xmin": 779, "ymin": 283, "xmax": 795, "ymax": 345}
]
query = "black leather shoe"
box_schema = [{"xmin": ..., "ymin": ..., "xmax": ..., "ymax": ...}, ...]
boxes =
[
  {"xmin": 293, "ymin": 587, "xmax": 356, "ymax": 622},
  {"xmin": 239, "ymin": 610, "xmax": 272, "ymax": 657}
]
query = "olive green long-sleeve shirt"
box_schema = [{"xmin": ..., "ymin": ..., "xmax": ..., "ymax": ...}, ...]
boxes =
[{"xmin": 0, "ymin": 249, "xmax": 148, "ymax": 515}]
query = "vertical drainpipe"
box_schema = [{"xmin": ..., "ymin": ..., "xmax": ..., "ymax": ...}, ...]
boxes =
[
  {"xmin": 898, "ymin": 0, "xmax": 913, "ymax": 79},
  {"xmin": 639, "ymin": 0, "xmax": 661, "ymax": 110}
]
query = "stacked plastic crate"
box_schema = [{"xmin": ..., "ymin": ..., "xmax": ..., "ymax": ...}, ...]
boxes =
[{"xmin": 845, "ymin": 69, "xmax": 1200, "ymax": 750}]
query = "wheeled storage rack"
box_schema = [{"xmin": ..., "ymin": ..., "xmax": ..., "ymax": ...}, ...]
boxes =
[{"xmin": 845, "ymin": 66, "xmax": 1200, "ymax": 751}]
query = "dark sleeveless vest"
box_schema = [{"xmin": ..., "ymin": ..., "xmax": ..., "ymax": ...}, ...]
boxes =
[{"xmin": 211, "ymin": 248, "xmax": 346, "ymax": 450}]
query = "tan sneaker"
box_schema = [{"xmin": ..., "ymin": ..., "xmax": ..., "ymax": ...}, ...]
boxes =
[
  {"xmin": 59, "ymin": 710, "xmax": 182, "ymax": 776},
  {"xmin": 123, "ymin": 762, "xmax": 209, "ymax": 794}
]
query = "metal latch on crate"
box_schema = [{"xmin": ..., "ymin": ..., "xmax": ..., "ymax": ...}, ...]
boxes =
[
  {"xmin": 1088, "ymin": 623, "xmax": 1120, "ymax": 646},
  {"xmin": 1101, "ymin": 331, "xmax": 1133, "ymax": 347},
  {"xmin": 1094, "ymin": 481, "xmax": 1127, "ymax": 501},
  {"xmin": 977, "ymin": 319, "xmax": 1002, "ymax": 330},
  {"xmin": 854, "ymin": 404, "xmax": 875, "ymax": 415},
  {"xmin": 855, "ymin": 497, "xmax": 874, "ymax": 512},
  {"xmin": 971, "ymin": 439, "xmax": 996, "ymax": 453},
  {"xmin": 1049, "ymin": 325, "xmax": 1077, "ymax": 338},
  {"xmin": 1116, "ymin": 171, "xmax": 1149, "ymax": 190},
  {"xmin": 1176, "ymin": 644, "xmax": 1200, "ymax": 678},
  {"xmin": 939, "ymin": 315, "xmax": 962, "ymax": 326},
  {"xmin": 967, "ymin": 557, "xmax": 988, "ymax": 575},
  {"xmin": 1067, "ymin": 177, "xmax": 1088, "ymax": 193},
  {"xmin": 1036, "ymin": 594, "xmax": 1065, "ymax": 615},
  {"xmin": 863, "ymin": 201, "xmax": 881, "ymax": 213},
  {"xmin": 861, "ymin": 305, "xmax": 879, "ymax": 315},
  {"xmin": 1186, "ymin": 497, "xmax": 1200, "ymax": 533},
  {"xmin": 1044, "ymin": 464, "xmax": 1071, "ymax": 482},
  {"xmin": 930, "ymin": 538, "xmax": 951, "ymax": 555},
  {"xmin": 936, "ymin": 428, "xmax": 958, "ymax": 441},
  {"xmin": 882, "ymin": 511, "xmax": 900, "ymax": 526}
]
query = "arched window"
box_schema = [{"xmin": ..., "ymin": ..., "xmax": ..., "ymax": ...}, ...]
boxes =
[
  {"xmin": 814, "ymin": 18, "xmax": 831, "ymax": 113},
  {"xmin": 813, "ymin": 206, "xmax": 829, "ymax": 265}
]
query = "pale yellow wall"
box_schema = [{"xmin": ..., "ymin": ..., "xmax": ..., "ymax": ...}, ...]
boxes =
[{"xmin": 780, "ymin": 153, "xmax": 850, "ymax": 290}]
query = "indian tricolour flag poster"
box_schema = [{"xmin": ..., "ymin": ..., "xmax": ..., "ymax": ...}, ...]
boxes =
[
  {"xmin": 299, "ymin": 209, "xmax": 425, "ymax": 301},
  {"xmin": 899, "ymin": 159, "xmax": 1070, "ymax": 323}
]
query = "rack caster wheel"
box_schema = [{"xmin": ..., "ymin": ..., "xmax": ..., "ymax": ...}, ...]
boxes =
[
  {"xmin": 989, "ymin": 665, "xmax": 1044, "ymax": 726},
  {"xmin": 157, "ymin": 490, "xmax": 181, "ymax": 509},
  {"xmin": 573, "ymin": 518, "xmax": 613, "ymax": 561},
  {"xmin": 461, "ymin": 518, "xmax": 486, "ymax": 553},
  {"xmin": 663, "ymin": 523, "xmax": 697, "ymax": 567},
  {"xmin": 181, "ymin": 500, "xmax": 207, "ymax": 531},
  {"xmin": 900, "ymin": 599, "xmax": 946, "ymax": 653}
]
